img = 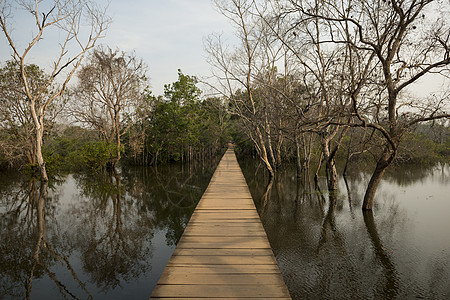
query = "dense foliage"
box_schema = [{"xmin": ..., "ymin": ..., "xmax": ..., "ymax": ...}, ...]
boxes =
[{"xmin": 0, "ymin": 62, "xmax": 230, "ymax": 174}]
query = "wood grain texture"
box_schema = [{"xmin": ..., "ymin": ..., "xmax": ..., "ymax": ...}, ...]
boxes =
[{"xmin": 150, "ymin": 147, "xmax": 291, "ymax": 299}]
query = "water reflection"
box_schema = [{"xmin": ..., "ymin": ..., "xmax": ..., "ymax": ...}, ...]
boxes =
[
  {"xmin": 239, "ymin": 158, "xmax": 450, "ymax": 299},
  {"xmin": 0, "ymin": 157, "xmax": 219, "ymax": 299},
  {"xmin": 0, "ymin": 179, "xmax": 91, "ymax": 299},
  {"xmin": 70, "ymin": 169, "xmax": 153, "ymax": 292},
  {"xmin": 363, "ymin": 210, "xmax": 399, "ymax": 299}
]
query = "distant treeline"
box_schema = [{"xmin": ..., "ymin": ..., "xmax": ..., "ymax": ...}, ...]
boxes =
[
  {"xmin": 1, "ymin": 59, "xmax": 448, "ymax": 178},
  {"xmin": 0, "ymin": 58, "xmax": 230, "ymax": 173},
  {"xmin": 233, "ymin": 122, "xmax": 450, "ymax": 167}
]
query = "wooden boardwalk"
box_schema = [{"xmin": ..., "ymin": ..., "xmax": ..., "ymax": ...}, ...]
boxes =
[{"xmin": 151, "ymin": 147, "xmax": 291, "ymax": 299}]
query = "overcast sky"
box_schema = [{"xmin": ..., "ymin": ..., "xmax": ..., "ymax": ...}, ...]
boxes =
[{"xmin": 0, "ymin": 0, "xmax": 234, "ymax": 96}]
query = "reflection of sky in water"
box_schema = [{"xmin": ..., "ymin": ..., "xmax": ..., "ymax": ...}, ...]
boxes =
[
  {"xmin": 240, "ymin": 161, "xmax": 450, "ymax": 300},
  {"xmin": 372, "ymin": 166, "xmax": 450, "ymax": 298},
  {"xmin": 1, "ymin": 159, "xmax": 449, "ymax": 299},
  {"xmin": 376, "ymin": 165, "xmax": 450, "ymax": 250},
  {"xmin": 0, "ymin": 159, "xmax": 219, "ymax": 300},
  {"xmin": 148, "ymin": 230, "xmax": 175, "ymax": 292}
]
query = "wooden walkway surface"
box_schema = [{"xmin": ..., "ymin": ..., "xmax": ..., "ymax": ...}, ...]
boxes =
[{"xmin": 151, "ymin": 147, "xmax": 291, "ymax": 299}]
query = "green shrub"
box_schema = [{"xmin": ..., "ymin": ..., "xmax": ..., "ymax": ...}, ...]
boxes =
[{"xmin": 71, "ymin": 141, "xmax": 120, "ymax": 171}]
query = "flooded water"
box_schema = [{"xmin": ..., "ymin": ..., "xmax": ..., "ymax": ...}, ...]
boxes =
[
  {"xmin": 0, "ymin": 160, "xmax": 219, "ymax": 300},
  {"xmin": 239, "ymin": 159, "xmax": 450, "ymax": 299},
  {"xmin": 1, "ymin": 155, "xmax": 449, "ymax": 299}
]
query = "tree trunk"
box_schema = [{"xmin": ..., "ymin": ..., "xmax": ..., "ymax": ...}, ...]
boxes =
[
  {"xmin": 35, "ymin": 127, "xmax": 48, "ymax": 182},
  {"xmin": 256, "ymin": 126, "xmax": 274, "ymax": 177},
  {"xmin": 302, "ymin": 133, "xmax": 311, "ymax": 171},
  {"xmin": 30, "ymin": 100, "xmax": 48, "ymax": 181},
  {"xmin": 321, "ymin": 135, "xmax": 338, "ymax": 200},
  {"xmin": 275, "ymin": 127, "xmax": 283, "ymax": 168},
  {"xmin": 265, "ymin": 113, "xmax": 276, "ymax": 169},
  {"xmin": 295, "ymin": 134, "xmax": 302, "ymax": 178},
  {"xmin": 114, "ymin": 112, "xmax": 121, "ymax": 166},
  {"xmin": 362, "ymin": 152, "xmax": 392, "ymax": 210}
]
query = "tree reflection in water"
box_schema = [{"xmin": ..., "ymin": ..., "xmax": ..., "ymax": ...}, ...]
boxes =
[
  {"xmin": 0, "ymin": 155, "xmax": 220, "ymax": 299},
  {"xmin": 71, "ymin": 169, "xmax": 153, "ymax": 291},
  {"xmin": 239, "ymin": 157, "xmax": 450, "ymax": 299},
  {"xmin": 363, "ymin": 210, "xmax": 399, "ymax": 299},
  {"xmin": 0, "ymin": 178, "xmax": 91, "ymax": 299}
]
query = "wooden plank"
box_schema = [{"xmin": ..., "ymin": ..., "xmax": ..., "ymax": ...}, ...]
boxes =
[
  {"xmin": 185, "ymin": 224, "xmax": 264, "ymax": 229},
  {"xmin": 178, "ymin": 236, "xmax": 268, "ymax": 243},
  {"xmin": 150, "ymin": 147, "xmax": 291, "ymax": 299},
  {"xmin": 167, "ymin": 255, "xmax": 277, "ymax": 265},
  {"xmin": 182, "ymin": 233, "xmax": 265, "ymax": 238},
  {"xmin": 184, "ymin": 223, "xmax": 262, "ymax": 228},
  {"xmin": 172, "ymin": 248, "xmax": 273, "ymax": 256},
  {"xmin": 157, "ymin": 273, "xmax": 286, "ymax": 285},
  {"xmin": 200, "ymin": 195, "xmax": 253, "ymax": 199},
  {"xmin": 193, "ymin": 209, "xmax": 257, "ymax": 212},
  {"xmin": 176, "ymin": 242, "xmax": 270, "ymax": 249},
  {"xmin": 160, "ymin": 265, "xmax": 283, "ymax": 274},
  {"xmin": 151, "ymin": 284, "xmax": 290, "ymax": 298},
  {"xmin": 187, "ymin": 219, "xmax": 262, "ymax": 224},
  {"xmin": 191, "ymin": 211, "xmax": 260, "ymax": 216},
  {"xmin": 196, "ymin": 202, "xmax": 255, "ymax": 207},
  {"xmin": 182, "ymin": 231, "xmax": 266, "ymax": 237},
  {"xmin": 195, "ymin": 206, "xmax": 256, "ymax": 210},
  {"xmin": 189, "ymin": 215, "xmax": 260, "ymax": 220}
]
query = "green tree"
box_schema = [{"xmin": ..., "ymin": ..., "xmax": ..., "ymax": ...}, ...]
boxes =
[
  {"xmin": 149, "ymin": 70, "xmax": 202, "ymax": 162},
  {"xmin": 147, "ymin": 70, "xmax": 229, "ymax": 164}
]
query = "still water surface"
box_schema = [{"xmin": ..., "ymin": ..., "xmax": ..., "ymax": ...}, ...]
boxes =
[
  {"xmin": 0, "ymin": 160, "xmax": 219, "ymax": 299},
  {"xmin": 0, "ymin": 157, "xmax": 449, "ymax": 299},
  {"xmin": 239, "ymin": 159, "xmax": 450, "ymax": 299}
]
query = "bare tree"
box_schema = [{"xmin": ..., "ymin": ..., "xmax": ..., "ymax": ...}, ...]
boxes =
[
  {"xmin": 0, "ymin": 0, "xmax": 110, "ymax": 180},
  {"xmin": 70, "ymin": 46, "xmax": 149, "ymax": 167},
  {"xmin": 0, "ymin": 61, "xmax": 63, "ymax": 168},
  {"xmin": 206, "ymin": 0, "xmax": 276, "ymax": 176},
  {"xmin": 252, "ymin": 0, "xmax": 362, "ymax": 199},
  {"xmin": 253, "ymin": 0, "xmax": 449, "ymax": 209},
  {"xmin": 300, "ymin": 0, "xmax": 450, "ymax": 209}
]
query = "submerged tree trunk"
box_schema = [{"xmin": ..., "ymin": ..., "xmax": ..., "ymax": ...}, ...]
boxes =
[
  {"xmin": 320, "ymin": 134, "xmax": 338, "ymax": 201},
  {"xmin": 302, "ymin": 133, "xmax": 312, "ymax": 171},
  {"xmin": 295, "ymin": 134, "xmax": 302, "ymax": 178},
  {"xmin": 362, "ymin": 150, "xmax": 395, "ymax": 210},
  {"xmin": 274, "ymin": 121, "xmax": 283, "ymax": 169},
  {"xmin": 265, "ymin": 112, "xmax": 276, "ymax": 170},
  {"xmin": 314, "ymin": 151, "xmax": 323, "ymax": 189},
  {"xmin": 35, "ymin": 132, "xmax": 48, "ymax": 181}
]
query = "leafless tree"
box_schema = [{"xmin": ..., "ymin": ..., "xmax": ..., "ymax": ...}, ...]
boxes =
[
  {"xmin": 252, "ymin": 0, "xmax": 450, "ymax": 209},
  {"xmin": 70, "ymin": 46, "xmax": 149, "ymax": 167},
  {"xmin": 298, "ymin": 0, "xmax": 450, "ymax": 209},
  {"xmin": 252, "ymin": 0, "xmax": 364, "ymax": 200},
  {"xmin": 206, "ymin": 0, "xmax": 276, "ymax": 176},
  {"xmin": 0, "ymin": 0, "xmax": 110, "ymax": 180}
]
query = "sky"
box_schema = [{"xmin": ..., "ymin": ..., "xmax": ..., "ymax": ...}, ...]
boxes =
[
  {"xmin": 0, "ymin": 0, "xmax": 235, "ymax": 96},
  {"xmin": 0, "ymin": 0, "xmax": 447, "ymax": 99}
]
